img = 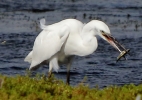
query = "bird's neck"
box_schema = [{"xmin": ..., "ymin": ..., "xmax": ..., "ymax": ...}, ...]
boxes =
[
  {"xmin": 78, "ymin": 24, "xmax": 98, "ymax": 56},
  {"xmin": 81, "ymin": 23, "xmax": 97, "ymax": 43}
]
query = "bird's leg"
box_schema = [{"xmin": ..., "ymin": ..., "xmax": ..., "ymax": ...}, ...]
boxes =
[
  {"xmin": 66, "ymin": 66, "xmax": 71, "ymax": 85},
  {"xmin": 48, "ymin": 61, "xmax": 53, "ymax": 78},
  {"xmin": 48, "ymin": 71, "xmax": 52, "ymax": 78},
  {"xmin": 66, "ymin": 56, "xmax": 73, "ymax": 85}
]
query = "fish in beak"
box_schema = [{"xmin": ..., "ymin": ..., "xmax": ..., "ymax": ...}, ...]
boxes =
[{"xmin": 102, "ymin": 32, "xmax": 130, "ymax": 61}]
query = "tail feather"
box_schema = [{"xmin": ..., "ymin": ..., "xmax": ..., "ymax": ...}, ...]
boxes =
[
  {"xmin": 40, "ymin": 18, "xmax": 47, "ymax": 30},
  {"xmin": 24, "ymin": 51, "xmax": 33, "ymax": 63},
  {"xmin": 25, "ymin": 51, "xmax": 41, "ymax": 70},
  {"xmin": 29, "ymin": 60, "xmax": 41, "ymax": 70},
  {"xmin": 50, "ymin": 57, "xmax": 59, "ymax": 72}
]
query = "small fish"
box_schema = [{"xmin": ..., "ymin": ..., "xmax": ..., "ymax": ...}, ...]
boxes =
[
  {"xmin": 117, "ymin": 49, "xmax": 130, "ymax": 62},
  {"xmin": 111, "ymin": 38, "xmax": 130, "ymax": 62}
]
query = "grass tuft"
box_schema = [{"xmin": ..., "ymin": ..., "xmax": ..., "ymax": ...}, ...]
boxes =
[{"xmin": 0, "ymin": 74, "xmax": 142, "ymax": 100}]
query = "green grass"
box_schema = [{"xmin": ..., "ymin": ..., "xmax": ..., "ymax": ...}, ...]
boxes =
[{"xmin": 0, "ymin": 74, "xmax": 142, "ymax": 100}]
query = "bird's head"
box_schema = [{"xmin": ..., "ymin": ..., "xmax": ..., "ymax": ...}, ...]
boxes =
[{"xmin": 91, "ymin": 20, "xmax": 125, "ymax": 52}]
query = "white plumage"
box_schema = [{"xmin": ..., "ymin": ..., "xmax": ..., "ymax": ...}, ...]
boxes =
[{"xmin": 25, "ymin": 19, "xmax": 122, "ymax": 84}]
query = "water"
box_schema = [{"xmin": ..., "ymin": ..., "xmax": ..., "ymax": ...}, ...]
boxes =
[{"xmin": 0, "ymin": 0, "xmax": 142, "ymax": 88}]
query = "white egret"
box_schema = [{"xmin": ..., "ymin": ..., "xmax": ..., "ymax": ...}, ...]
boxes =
[{"xmin": 25, "ymin": 19, "xmax": 126, "ymax": 84}]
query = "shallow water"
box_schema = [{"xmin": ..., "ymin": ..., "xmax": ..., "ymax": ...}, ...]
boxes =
[{"xmin": 0, "ymin": 0, "xmax": 142, "ymax": 88}]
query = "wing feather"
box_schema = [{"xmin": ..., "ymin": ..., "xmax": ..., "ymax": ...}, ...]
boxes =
[
  {"xmin": 40, "ymin": 18, "xmax": 47, "ymax": 30},
  {"xmin": 24, "ymin": 51, "xmax": 33, "ymax": 63},
  {"xmin": 29, "ymin": 25, "xmax": 69, "ymax": 70}
]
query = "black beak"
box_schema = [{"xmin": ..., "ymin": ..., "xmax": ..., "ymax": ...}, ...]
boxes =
[{"xmin": 102, "ymin": 33, "xmax": 130, "ymax": 61}]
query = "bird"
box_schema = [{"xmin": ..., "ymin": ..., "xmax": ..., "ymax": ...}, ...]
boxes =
[{"xmin": 24, "ymin": 18, "xmax": 125, "ymax": 84}]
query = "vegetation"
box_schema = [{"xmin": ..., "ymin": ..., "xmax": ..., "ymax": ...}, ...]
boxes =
[{"xmin": 0, "ymin": 74, "xmax": 142, "ymax": 100}]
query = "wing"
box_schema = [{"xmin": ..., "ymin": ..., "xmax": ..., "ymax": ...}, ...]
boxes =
[
  {"xmin": 24, "ymin": 51, "xmax": 33, "ymax": 63},
  {"xmin": 29, "ymin": 25, "xmax": 69, "ymax": 70}
]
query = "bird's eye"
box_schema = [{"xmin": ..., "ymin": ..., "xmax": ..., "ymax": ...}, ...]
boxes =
[{"xmin": 101, "ymin": 30, "xmax": 104, "ymax": 33}]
